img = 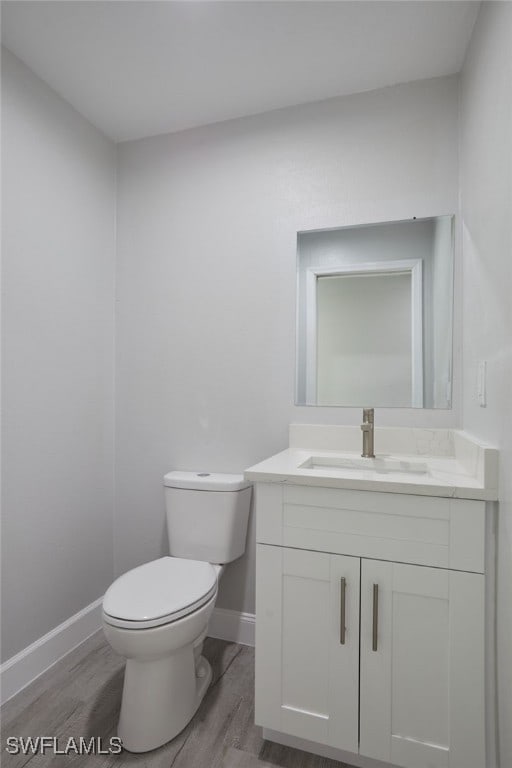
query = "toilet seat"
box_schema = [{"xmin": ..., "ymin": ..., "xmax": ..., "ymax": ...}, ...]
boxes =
[{"xmin": 103, "ymin": 556, "xmax": 218, "ymax": 630}]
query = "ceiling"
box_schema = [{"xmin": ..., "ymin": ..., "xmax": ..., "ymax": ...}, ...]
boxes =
[{"xmin": 1, "ymin": 1, "xmax": 479, "ymax": 143}]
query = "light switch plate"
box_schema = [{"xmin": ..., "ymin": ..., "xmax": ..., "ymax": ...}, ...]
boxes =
[{"xmin": 477, "ymin": 360, "xmax": 487, "ymax": 407}]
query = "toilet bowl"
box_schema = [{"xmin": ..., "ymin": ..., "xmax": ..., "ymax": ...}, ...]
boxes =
[
  {"xmin": 102, "ymin": 471, "xmax": 251, "ymax": 753},
  {"xmin": 103, "ymin": 558, "xmax": 219, "ymax": 753}
]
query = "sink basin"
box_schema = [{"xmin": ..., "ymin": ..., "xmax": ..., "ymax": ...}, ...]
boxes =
[{"xmin": 298, "ymin": 455, "xmax": 429, "ymax": 475}]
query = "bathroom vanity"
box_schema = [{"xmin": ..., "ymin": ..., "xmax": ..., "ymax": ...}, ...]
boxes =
[{"xmin": 245, "ymin": 425, "xmax": 498, "ymax": 768}]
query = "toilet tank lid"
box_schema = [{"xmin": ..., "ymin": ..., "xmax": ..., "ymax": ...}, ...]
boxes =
[{"xmin": 163, "ymin": 471, "xmax": 251, "ymax": 492}]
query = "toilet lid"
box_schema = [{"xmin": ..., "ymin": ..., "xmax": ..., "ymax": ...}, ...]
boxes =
[{"xmin": 102, "ymin": 557, "xmax": 217, "ymax": 629}]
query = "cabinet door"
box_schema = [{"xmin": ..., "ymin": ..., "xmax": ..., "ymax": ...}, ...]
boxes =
[
  {"xmin": 255, "ymin": 544, "xmax": 360, "ymax": 752},
  {"xmin": 360, "ymin": 559, "xmax": 485, "ymax": 768}
]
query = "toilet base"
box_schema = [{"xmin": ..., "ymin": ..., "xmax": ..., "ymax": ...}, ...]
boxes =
[
  {"xmin": 119, "ymin": 653, "xmax": 212, "ymax": 753},
  {"xmin": 103, "ymin": 591, "xmax": 217, "ymax": 753}
]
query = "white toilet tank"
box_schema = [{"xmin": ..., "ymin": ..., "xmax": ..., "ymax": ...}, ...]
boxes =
[{"xmin": 163, "ymin": 471, "xmax": 252, "ymax": 564}]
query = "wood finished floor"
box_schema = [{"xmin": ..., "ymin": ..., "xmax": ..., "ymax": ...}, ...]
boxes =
[{"xmin": 1, "ymin": 633, "xmax": 349, "ymax": 768}]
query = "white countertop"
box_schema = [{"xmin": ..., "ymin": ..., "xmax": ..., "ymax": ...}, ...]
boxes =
[{"xmin": 245, "ymin": 426, "xmax": 498, "ymax": 500}]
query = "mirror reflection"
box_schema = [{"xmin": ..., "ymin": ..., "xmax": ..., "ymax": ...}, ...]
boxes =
[{"xmin": 296, "ymin": 216, "xmax": 454, "ymax": 408}]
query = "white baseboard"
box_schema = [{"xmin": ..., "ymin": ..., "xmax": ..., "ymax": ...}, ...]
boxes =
[
  {"xmin": 0, "ymin": 602, "xmax": 254, "ymax": 706},
  {"xmin": 207, "ymin": 607, "xmax": 255, "ymax": 647},
  {"xmin": 0, "ymin": 598, "xmax": 103, "ymax": 706}
]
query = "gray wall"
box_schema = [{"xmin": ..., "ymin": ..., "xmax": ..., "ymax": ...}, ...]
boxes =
[
  {"xmin": 1, "ymin": 49, "xmax": 116, "ymax": 661},
  {"xmin": 0, "ymin": 60, "xmax": 461, "ymax": 659},
  {"xmin": 115, "ymin": 76, "xmax": 460, "ymax": 614},
  {"xmin": 460, "ymin": 3, "xmax": 512, "ymax": 766}
]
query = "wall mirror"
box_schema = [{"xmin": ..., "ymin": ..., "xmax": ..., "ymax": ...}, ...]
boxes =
[{"xmin": 296, "ymin": 216, "xmax": 454, "ymax": 408}]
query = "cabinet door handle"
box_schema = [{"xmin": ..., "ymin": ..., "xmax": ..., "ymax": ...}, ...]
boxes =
[
  {"xmin": 372, "ymin": 583, "xmax": 379, "ymax": 652},
  {"xmin": 340, "ymin": 577, "xmax": 346, "ymax": 644}
]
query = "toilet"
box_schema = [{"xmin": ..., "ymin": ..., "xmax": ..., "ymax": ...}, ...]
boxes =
[{"xmin": 102, "ymin": 471, "xmax": 252, "ymax": 753}]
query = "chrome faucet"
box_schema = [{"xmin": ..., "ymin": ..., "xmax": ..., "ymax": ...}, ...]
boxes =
[{"xmin": 361, "ymin": 408, "xmax": 375, "ymax": 458}]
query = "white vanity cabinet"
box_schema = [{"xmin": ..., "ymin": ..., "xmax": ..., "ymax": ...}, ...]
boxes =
[
  {"xmin": 257, "ymin": 545, "xmax": 360, "ymax": 753},
  {"xmin": 254, "ymin": 482, "xmax": 487, "ymax": 768},
  {"xmin": 359, "ymin": 559, "xmax": 484, "ymax": 768}
]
